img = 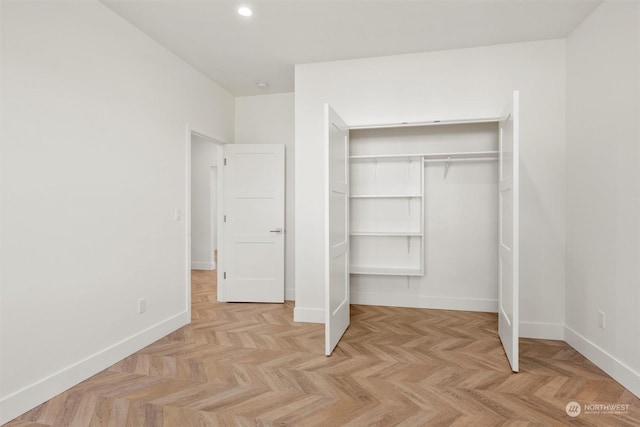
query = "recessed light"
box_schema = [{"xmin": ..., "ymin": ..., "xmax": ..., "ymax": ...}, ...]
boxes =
[
  {"xmin": 256, "ymin": 81, "xmax": 269, "ymax": 88},
  {"xmin": 238, "ymin": 6, "xmax": 252, "ymax": 17}
]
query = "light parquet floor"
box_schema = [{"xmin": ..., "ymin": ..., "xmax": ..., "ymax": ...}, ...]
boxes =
[{"xmin": 6, "ymin": 270, "xmax": 639, "ymax": 426}]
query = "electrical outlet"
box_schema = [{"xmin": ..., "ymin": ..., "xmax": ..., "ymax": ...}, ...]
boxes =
[
  {"xmin": 138, "ymin": 298, "xmax": 146, "ymax": 314},
  {"xmin": 174, "ymin": 208, "xmax": 181, "ymax": 221},
  {"xmin": 598, "ymin": 310, "xmax": 605, "ymax": 329}
]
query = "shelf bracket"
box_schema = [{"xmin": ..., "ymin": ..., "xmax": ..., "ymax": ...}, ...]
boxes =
[
  {"xmin": 444, "ymin": 156, "xmax": 451, "ymax": 179},
  {"xmin": 374, "ymin": 158, "xmax": 378, "ymax": 181}
]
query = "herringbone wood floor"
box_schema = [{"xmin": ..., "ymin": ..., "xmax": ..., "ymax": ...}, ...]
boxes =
[{"xmin": 5, "ymin": 270, "xmax": 639, "ymax": 426}]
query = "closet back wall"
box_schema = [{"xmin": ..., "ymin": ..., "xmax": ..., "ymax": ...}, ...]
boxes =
[{"xmin": 294, "ymin": 39, "xmax": 566, "ymax": 339}]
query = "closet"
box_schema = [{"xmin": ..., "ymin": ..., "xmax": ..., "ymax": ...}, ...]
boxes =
[
  {"xmin": 325, "ymin": 92, "xmax": 519, "ymax": 372},
  {"xmin": 349, "ymin": 122, "xmax": 499, "ymax": 301}
]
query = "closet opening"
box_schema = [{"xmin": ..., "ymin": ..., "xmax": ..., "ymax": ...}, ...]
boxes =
[
  {"xmin": 348, "ymin": 122, "xmax": 500, "ymax": 313},
  {"xmin": 325, "ymin": 92, "xmax": 519, "ymax": 369}
]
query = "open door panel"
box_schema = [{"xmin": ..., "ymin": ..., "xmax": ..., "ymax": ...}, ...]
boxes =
[
  {"xmin": 498, "ymin": 91, "xmax": 520, "ymax": 372},
  {"xmin": 324, "ymin": 104, "xmax": 350, "ymax": 356}
]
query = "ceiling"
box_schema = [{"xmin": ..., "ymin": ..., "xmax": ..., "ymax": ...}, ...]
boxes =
[{"xmin": 101, "ymin": 0, "xmax": 601, "ymax": 96}]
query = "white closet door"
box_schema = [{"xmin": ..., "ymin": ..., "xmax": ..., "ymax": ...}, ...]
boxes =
[
  {"xmin": 325, "ymin": 104, "xmax": 350, "ymax": 356},
  {"xmin": 498, "ymin": 91, "xmax": 520, "ymax": 372},
  {"xmin": 222, "ymin": 144, "xmax": 285, "ymax": 303}
]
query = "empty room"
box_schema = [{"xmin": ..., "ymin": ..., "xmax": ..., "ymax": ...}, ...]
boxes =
[{"xmin": 1, "ymin": 0, "xmax": 639, "ymax": 425}]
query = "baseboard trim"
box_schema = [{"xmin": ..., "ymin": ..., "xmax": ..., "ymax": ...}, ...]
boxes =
[
  {"xmin": 293, "ymin": 307, "xmax": 323, "ymax": 323},
  {"xmin": 191, "ymin": 261, "xmax": 215, "ymax": 270},
  {"xmin": 564, "ymin": 325, "xmax": 640, "ymax": 398},
  {"xmin": 351, "ymin": 291, "xmax": 497, "ymax": 313},
  {"xmin": 418, "ymin": 295, "xmax": 497, "ymax": 312},
  {"xmin": 519, "ymin": 321, "xmax": 565, "ymax": 340},
  {"xmin": 0, "ymin": 311, "xmax": 190, "ymax": 424}
]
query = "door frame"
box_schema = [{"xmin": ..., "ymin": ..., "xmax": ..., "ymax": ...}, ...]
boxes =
[
  {"xmin": 185, "ymin": 124, "xmax": 226, "ymax": 317},
  {"xmin": 210, "ymin": 165, "xmax": 218, "ymax": 269}
]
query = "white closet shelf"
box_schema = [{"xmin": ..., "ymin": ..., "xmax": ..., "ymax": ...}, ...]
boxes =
[
  {"xmin": 350, "ymin": 231, "xmax": 422, "ymax": 237},
  {"xmin": 350, "ymin": 266, "xmax": 423, "ymax": 276},
  {"xmin": 350, "ymin": 194, "xmax": 422, "ymax": 199},
  {"xmin": 349, "ymin": 155, "xmax": 423, "ymax": 163},
  {"xmin": 349, "ymin": 145, "xmax": 425, "ymax": 277},
  {"xmin": 348, "ymin": 117, "xmax": 499, "ymax": 130}
]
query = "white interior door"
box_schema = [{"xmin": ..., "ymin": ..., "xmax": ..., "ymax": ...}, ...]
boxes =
[
  {"xmin": 498, "ymin": 91, "xmax": 520, "ymax": 372},
  {"xmin": 325, "ymin": 105, "xmax": 350, "ymax": 355},
  {"xmin": 222, "ymin": 144, "xmax": 285, "ymax": 303}
]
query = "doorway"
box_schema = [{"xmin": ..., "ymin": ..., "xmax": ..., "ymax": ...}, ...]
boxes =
[{"xmin": 187, "ymin": 128, "xmax": 224, "ymax": 315}]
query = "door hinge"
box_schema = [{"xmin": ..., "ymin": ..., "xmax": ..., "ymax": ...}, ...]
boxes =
[
  {"xmin": 224, "ymin": 215, "xmax": 227, "ymax": 223},
  {"xmin": 224, "ymin": 158, "xmax": 227, "ymax": 166},
  {"xmin": 223, "ymin": 272, "xmax": 227, "ymax": 279}
]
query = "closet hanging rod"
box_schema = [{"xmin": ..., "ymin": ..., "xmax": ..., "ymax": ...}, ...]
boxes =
[{"xmin": 350, "ymin": 150, "xmax": 498, "ymax": 161}]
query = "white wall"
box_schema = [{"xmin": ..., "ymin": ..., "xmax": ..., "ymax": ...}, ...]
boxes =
[
  {"xmin": 0, "ymin": 1, "xmax": 234, "ymax": 423},
  {"xmin": 565, "ymin": 1, "xmax": 640, "ymax": 397},
  {"xmin": 191, "ymin": 135, "xmax": 219, "ymax": 270},
  {"xmin": 235, "ymin": 93, "xmax": 295, "ymax": 300},
  {"xmin": 294, "ymin": 40, "xmax": 567, "ymax": 339}
]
